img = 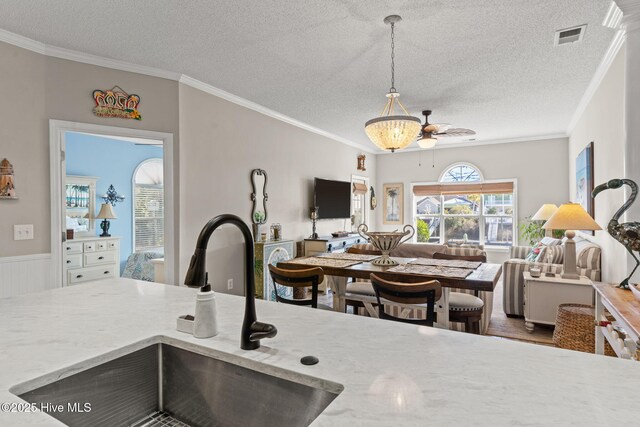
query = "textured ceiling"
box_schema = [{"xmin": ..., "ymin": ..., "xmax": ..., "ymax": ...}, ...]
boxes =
[{"xmin": 0, "ymin": 0, "xmax": 616, "ymax": 150}]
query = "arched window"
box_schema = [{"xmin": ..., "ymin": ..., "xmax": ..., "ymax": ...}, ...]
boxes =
[
  {"xmin": 439, "ymin": 163, "xmax": 483, "ymax": 183},
  {"xmin": 133, "ymin": 159, "xmax": 164, "ymax": 252}
]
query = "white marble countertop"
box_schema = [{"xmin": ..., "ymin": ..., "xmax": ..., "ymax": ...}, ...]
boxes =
[{"xmin": 1, "ymin": 278, "xmax": 639, "ymax": 426}]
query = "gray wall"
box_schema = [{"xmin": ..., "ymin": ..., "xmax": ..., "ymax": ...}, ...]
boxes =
[
  {"xmin": 568, "ymin": 46, "xmax": 626, "ymax": 283},
  {"xmin": 374, "ymin": 138, "xmax": 570, "ymax": 244},
  {"xmin": 0, "ymin": 40, "xmax": 180, "ymax": 261},
  {"xmin": 178, "ymin": 84, "xmax": 376, "ymax": 294}
]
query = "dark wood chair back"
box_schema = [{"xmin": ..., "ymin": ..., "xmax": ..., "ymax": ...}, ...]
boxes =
[
  {"xmin": 433, "ymin": 252, "xmax": 487, "ymax": 263},
  {"xmin": 370, "ymin": 273, "xmax": 442, "ymax": 327},
  {"xmin": 268, "ymin": 264, "xmax": 325, "ymax": 308},
  {"xmin": 347, "ymin": 246, "xmax": 382, "ymax": 256}
]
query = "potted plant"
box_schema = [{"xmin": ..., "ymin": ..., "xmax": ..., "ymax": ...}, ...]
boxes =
[{"xmin": 253, "ymin": 211, "xmax": 265, "ymax": 241}]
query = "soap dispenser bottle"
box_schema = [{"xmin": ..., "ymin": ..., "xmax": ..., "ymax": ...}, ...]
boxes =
[{"xmin": 193, "ymin": 279, "xmax": 218, "ymax": 338}]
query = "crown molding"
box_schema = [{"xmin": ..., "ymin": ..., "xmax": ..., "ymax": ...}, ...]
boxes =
[
  {"xmin": 0, "ymin": 28, "xmax": 45, "ymax": 54},
  {"xmin": 604, "ymin": 2, "xmax": 624, "ymax": 28},
  {"xmin": 615, "ymin": 0, "xmax": 640, "ymax": 32},
  {"xmin": 566, "ymin": 28, "xmax": 625, "ymax": 135},
  {"xmin": 44, "ymin": 45, "xmax": 181, "ymax": 81},
  {"xmin": 178, "ymin": 75, "xmax": 376, "ymax": 153},
  {"xmin": 375, "ymin": 132, "xmax": 568, "ymax": 155}
]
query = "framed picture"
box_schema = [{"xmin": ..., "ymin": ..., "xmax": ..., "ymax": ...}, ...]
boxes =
[
  {"xmin": 383, "ymin": 183, "xmax": 404, "ymax": 225},
  {"xmin": 575, "ymin": 141, "xmax": 594, "ymax": 234}
]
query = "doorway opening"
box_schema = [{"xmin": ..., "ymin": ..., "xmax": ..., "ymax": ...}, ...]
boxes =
[{"xmin": 50, "ymin": 120, "xmax": 174, "ymax": 287}]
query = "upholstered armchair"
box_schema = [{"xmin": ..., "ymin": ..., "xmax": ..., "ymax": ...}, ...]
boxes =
[{"xmin": 502, "ymin": 239, "xmax": 601, "ymax": 317}]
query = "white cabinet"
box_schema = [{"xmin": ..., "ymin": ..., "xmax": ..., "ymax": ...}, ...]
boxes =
[
  {"xmin": 64, "ymin": 237, "xmax": 120, "ymax": 286},
  {"xmin": 523, "ymin": 272, "xmax": 594, "ymax": 332}
]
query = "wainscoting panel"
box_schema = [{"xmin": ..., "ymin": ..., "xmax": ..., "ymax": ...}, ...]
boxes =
[{"xmin": 0, "ymin": 254, "xmax": 58, "ymax": 298}]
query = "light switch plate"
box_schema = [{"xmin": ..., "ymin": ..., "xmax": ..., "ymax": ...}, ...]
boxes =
[{"xmin": 14, "ymin": 224, "xmax": 34, "ymax": 240}]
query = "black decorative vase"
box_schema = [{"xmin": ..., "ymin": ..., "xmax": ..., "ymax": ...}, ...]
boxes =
[{"xmin": 100, "ymin": 219, "xmax": 111, "ymax": 237}]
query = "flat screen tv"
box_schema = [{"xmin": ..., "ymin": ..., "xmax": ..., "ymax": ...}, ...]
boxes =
[{"xmin": 314, "ymin": 178, "xmax": 351, "ymax": 219}]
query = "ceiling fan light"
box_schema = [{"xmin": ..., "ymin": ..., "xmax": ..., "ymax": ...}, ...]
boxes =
[
  {"xmin": 365, "ymin": 115, "xmax": 422, "ymax": 152},
  {"xmin": 416, "ymin": 136, "xmax": 437, "ymax": 149}
]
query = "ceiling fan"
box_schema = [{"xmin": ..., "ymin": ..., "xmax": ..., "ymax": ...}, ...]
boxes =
[{"xmin": 416, "ymin": 110, "xmax": 476, "ymax": 148}]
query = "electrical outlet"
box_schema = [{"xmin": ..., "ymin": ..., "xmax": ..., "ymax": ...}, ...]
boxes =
[
  {"xmin": 227, "ymin": 279, "xmax": 233, "ymax": 290},
  {"xmin": 14, "ymin": 224, "xmax": 34, "ymax": 240}
]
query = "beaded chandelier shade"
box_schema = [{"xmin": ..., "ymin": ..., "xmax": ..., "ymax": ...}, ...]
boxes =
[{"xmin": 364, "ymin": 15, "xmax": 420, "ymax": 153}]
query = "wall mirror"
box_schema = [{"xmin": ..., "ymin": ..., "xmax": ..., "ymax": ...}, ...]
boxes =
[
  {"xmin": 250, "ymin": 169, "xmax": 268, "ymax": 224},
  {"xmin": 65, "ymin": 175, "xmax": 98, "ymax": 236}
]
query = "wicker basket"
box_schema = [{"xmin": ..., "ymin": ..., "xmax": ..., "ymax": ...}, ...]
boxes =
[{"xmin": 553, "ymin": 303, "xmax": 615, "ymax": 356}]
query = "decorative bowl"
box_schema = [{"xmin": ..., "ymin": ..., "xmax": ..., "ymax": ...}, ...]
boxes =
[{"xmin": 358, "ymin": 224, "xmax": 415, "ymax": 266}]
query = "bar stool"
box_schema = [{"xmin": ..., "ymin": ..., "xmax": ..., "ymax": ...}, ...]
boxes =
[
  {"xmin": 433, "ymin": 251, "xmax": 485, "ymax": 334},
  {"xmin": 267, "ymin": 264, "xmax": 330, "ymax": 309},
  {"xmin": 370, "ymin": 273, "xmax": 442, "ymax": 327}
]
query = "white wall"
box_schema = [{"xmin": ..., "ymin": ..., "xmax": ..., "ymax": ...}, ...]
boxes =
[
  {"xmin": 178, "ymin": 84, "xmax": 375, "ymax": 294},
  {"xmin": 374, "ymin": 138, "xmax": 570, "ymax": 245},
  {"xmin": 569, "ymin": 46, "xmax": 626, "ymax": 283}
]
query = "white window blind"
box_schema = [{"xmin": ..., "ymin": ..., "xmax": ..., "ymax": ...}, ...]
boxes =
[
  {"xmin": 134, "ymin": 185, "xmax": 164, "ymax": 251},
  {"xmin": 133, "ymin": 158, "xmax": 164, "ymax": 252}
]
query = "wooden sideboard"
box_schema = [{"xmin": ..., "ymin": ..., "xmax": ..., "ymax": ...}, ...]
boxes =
[{"xmin": 594, "ymin": 282, "xmax": 640, "ymax": 360}]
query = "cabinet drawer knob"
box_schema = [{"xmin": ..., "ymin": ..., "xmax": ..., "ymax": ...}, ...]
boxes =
[
  {"xmin": 103, "ymin": 271, "xmax": 110, "ymax": 275},
  {"xmin": 66, "ymin": 260, "xmax": 71, "ymax": 264},
  {"xmin": 98, "ymin": 256, "xmax": 104, "ymax": 260},
  {"xmin": 76, "ymin": 274, "xmax": 83, "ymax": 279},
  {"xmin": 66, "ymin": 247, "xmax": 71, "ymax": 251}
]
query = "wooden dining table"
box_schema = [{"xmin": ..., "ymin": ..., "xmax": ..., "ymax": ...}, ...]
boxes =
[{"xmin": 278, "ymin": 256, "xmax": 502, "ymax": 329}]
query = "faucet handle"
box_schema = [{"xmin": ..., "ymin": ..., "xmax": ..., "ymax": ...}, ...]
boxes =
[{"xmin": 249, "ymin": 321, "xmax": 278, "ymax": 342}]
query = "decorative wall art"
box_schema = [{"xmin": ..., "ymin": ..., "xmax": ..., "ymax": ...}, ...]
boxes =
[
  {"xmin": 383, "ymin": 183, "xmax": 403, "ymax": 225},
  {"xmin": 370, "ymin": 186, "xmax": 377, "ymax": 210},
  {"xmin": 576, "ymin": 142, "xmax": 594, "ymax": 234},
  {"xmin": 357, "ymin": 154, "xmax": 366, "ymax": 171},
  {"xmin": 0, "ymin": 158, "xmax": 17, "ymax": 199},
  {"xmin": 92, "ymin": 86, "xmax": 142, "ymax": 121}
]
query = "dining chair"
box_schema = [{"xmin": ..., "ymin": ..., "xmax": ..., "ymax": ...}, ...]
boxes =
[
  {"xmin": 433, "ymin": 251, "xmax": 486, "ymax": 334},
  {"xmin": 344, "ymin": 246, "xmax": 382, "ymax": 315},
  {"xmin": 268, "ymin": 264, "xmax": 330, "ymax": 309},
  {"xmin": 369, "ymin": 273, "xmax": 442, "ymax": 327}
]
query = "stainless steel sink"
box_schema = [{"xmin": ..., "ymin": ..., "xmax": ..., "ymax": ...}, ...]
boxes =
[{"xmin": 16, "ymin": 343, "xmax": 343, "ymax": 427}]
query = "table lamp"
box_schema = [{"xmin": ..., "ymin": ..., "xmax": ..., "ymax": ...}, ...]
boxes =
[
  {"xmin": 96, "ymin": 203, "xmax": 117, "ymax": 237},
  {"xmin": 543, "ymin": 203, "xmax": 601, "ymax": 279},
  {"xmin": 531, "ymin": 204, "xmax": 558, "ymax": 237}
]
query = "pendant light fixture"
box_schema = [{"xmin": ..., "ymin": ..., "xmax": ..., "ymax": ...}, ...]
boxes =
[{"xmin": 364, "ymin": 15, "xmax": 421, "ymax": 153}]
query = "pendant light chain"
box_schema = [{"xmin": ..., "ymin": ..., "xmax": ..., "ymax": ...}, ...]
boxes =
[{"xmin": 390, "ymin": 22, "xmax": 395, "ymax": 93}]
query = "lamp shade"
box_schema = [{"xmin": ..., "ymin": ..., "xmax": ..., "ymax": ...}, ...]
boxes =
[
  {"xmin": 531, "ymin": 204, "xmax": 558, "ymax": 221},
  {"xmin": 542, "ymin": 203, "xmax": 601, "ymax": 231},
  {"xmin": 365, "ymin": 115, "xmax": 422, "ymax": 152},
  {"xmin": 96, "ymin": 203, "xmax": 117, "ymax": 219},
  {"xmin": 416, "ymin": 136, "xmax": 437, "ymax": 149}
]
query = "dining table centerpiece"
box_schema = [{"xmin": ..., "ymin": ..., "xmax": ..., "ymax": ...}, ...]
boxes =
[{"xmin": 358, "ymin": 224, "xmax": 414, "ymax": 266}]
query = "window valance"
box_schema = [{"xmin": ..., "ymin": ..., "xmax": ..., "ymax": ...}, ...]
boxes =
[
  {"xmin": 352, "ymin": 182, "xmax": 368, "ymax": 195},
  {"xmin": 413, "ymin": 181, "xmax": 513, "ymax": 196}
]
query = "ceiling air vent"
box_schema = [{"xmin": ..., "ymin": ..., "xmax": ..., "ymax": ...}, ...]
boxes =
[{"xmin": 555, "ymin": 25, "xmax": 587, "ymax": 46}]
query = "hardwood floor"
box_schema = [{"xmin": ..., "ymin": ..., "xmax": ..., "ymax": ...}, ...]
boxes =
[{"xmin": 486, "ymin": 280, "xmax": 554, "ymax": 346}]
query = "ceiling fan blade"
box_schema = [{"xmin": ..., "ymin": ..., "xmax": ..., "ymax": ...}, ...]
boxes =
[
  {"xmin": 434, "ymin": 128, "xmax": 476, "ymax": 137},
  {"xmin": 432, "ymin": 123, "xmax": 451, "ymax": 133}
]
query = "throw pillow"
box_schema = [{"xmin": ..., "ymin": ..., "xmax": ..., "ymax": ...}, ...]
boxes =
[
  {"xmin": 544, "ymin": 245, "xmax": 564, "ymax": 264},
  {"xmin": 525, "ymin": 241, "xmax": 545, "ymax": 262},
  {"xmin": 540, "ymin": 236, "xmax": 562, "ymax": 246}
]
